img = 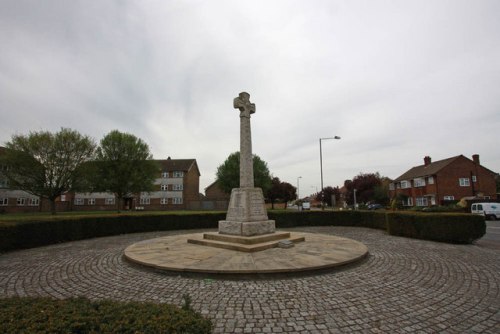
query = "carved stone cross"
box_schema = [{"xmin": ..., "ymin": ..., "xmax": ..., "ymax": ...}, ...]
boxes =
[
  {"xmin": 234, "ymin": 92, "xmax": 255, "ymax": 118},
  {"xmin": 234, "ymin": 92, "xmax": 255, "ymax": 188}
]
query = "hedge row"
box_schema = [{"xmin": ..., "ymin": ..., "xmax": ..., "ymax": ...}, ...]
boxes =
[
  {"xmin": 0, "ymin": 211, "xmax": 485, "ymax": 252},
  {"xmin": 0, "ymin": 213, "xmax": 224, "ymax": 252},
  {"xmin": 0, "ymin": 296, "xmax": 212, "ymax": 334}
]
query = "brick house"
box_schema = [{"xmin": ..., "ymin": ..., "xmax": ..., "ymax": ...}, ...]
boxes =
[
  {"xmin": 389, "ymin": 154, "xmax": 497, "ymax": 207},
  {"xmin": 72, "ymin": 157, "xmax": 201, "ymax": 211},
  {"xmin": 201, "ymin": 180, "xmax": 230, "ymax": 210},
  {"xmin": 0, "ymin": 147, "xmax": 201, "ymax": 212}
]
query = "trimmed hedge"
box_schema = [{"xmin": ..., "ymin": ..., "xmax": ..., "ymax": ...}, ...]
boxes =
[
  {"xmin": 0, "ymin": 296, "xmax": 212, "ymax": 334},
  {"xmin": 0, "ymin": 213, "xmax": 224, "ymax": 252},
  {"xmin": 385, "ymin": 211, "xmax": 485, "ymax": 244},
  {"xmin": 0, "ymin": 210, "xmax": 485, "ymax": 252}
]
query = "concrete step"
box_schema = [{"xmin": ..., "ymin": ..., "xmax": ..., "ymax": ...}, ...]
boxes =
[{"xmin": 187, "ymin": 233, "xmax": 305, "ymax": 252}]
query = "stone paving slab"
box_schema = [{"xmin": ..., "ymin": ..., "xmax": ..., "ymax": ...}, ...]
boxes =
[
  {"xmin": 124, "ymin": 232, "xmax": 367, "ymax": 274},
  {"xmin": 1, "ymin": 226, "xmax": 499, "ymax": 333}
]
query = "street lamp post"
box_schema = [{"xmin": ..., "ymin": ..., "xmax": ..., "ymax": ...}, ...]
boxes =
[
  {"xmin": 297, "ymin": 176, "xmax": 302, "ymax": 200},
  {"xmin": 353, "ymin": 188, "xmax": 357, "ymax": 210},
  {"xmin": 319, "ymin": 136, "xmax": 341, "ymax": 210}
]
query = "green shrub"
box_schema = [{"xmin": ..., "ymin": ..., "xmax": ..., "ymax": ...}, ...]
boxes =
[
  {"xmin": 0, "ymin": 296, "xmax": 212, "ymax": 334},
  {"xmin": 386, "ymin": 212, "xmax": 485, "ymax": 244}
]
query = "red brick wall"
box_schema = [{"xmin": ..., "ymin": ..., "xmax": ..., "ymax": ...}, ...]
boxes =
[
  {"xmin": 436, "ymin": 156, "xmax": 496, "ymax": 201},
  {"xmin": 205, "ymin": 182, "xmax": 230, "ymax": 201}
]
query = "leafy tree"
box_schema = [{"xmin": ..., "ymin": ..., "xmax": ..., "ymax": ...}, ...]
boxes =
[
  {"xmin": 215, "ymin": 152, "xmax": 272, "ymax": 194},
  {"xmin": 266, "ymin": 177, "xmax": 297, "ymax": 209},
  {"xmin": 344, "ymin": 172, "xmax": 389, "ymax": 205},
  {"xmin": 94, "ymin": 130, "xmax": 158, "ymax": 211},
  {"xmin": 0, "ymin": 128, "xmax": 96, "ymax": 214},
  {"xmin": 315, "ymin": 186, "xmax": 340, "ymax": 207},
  {"xmin": 280, "ymin": 181, "xmax": 297, "ymax": 209}
]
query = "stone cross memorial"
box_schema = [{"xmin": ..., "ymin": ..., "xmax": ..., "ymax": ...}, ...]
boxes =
[{"xmin": 219, "ymin": 92, "xmax": 276, "ymax": 236}]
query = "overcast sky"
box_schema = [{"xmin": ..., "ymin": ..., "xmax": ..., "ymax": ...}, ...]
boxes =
[{"xmin": 1, "ymin": 0, "xmax": 499, "ymax": 197}]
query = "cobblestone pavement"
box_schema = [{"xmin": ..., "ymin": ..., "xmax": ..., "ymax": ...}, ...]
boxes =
[{"xmin": 1, "ymin": 226, "xmax": 499, "ymax": 333}]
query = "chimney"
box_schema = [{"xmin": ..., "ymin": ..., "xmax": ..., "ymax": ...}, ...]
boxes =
[
  {"xmin": 472, "ymin": 154, "xmax": 480, "ymax": 165},
  {"xmin": 424, "ymin": 156, "xmax": 431, "ymax": 166}
]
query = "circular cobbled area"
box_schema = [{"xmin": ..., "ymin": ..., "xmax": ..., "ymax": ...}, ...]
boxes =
[{"xmin": 1, "ymin": 226, "xmax": 499, "ymax": 333}]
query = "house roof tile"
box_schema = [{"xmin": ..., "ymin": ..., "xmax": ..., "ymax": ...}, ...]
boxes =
[
  {"xmin": 156, "ymin": 158, "xmax": 200, "ymax": 175},
  {"xmin": 394, "ymin": 156, "xmax": 461, "ymax": 181}
]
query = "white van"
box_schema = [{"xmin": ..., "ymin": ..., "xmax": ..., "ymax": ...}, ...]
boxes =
[{"xmin": 471, "ymin": 203, "xmax": 500, "ymax": 220}]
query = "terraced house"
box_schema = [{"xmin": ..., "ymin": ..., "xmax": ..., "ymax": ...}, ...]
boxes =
[{"xmin": 389, "ymin": 154, "xmax": 497, "ymax": 207}]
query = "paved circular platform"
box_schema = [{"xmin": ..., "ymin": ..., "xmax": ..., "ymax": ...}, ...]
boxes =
[
  {"xmin": 1, "ymin": 226, "xmax": 498, "ymax": 333},
  {"xmin": 124, "ymin": 232, "xmax": 368, "ymax": 274}
]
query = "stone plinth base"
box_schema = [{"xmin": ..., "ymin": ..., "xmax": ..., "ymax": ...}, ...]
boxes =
[
  {"xmin": 225, "ymin": 188, "xmax": 269, "ymax": 222},
  {"xmin": 219, "ymin": 220, "xmax": 275, "ymax": 236},
  {"xmin": 187, "ymin": 231, "xmax": 304, "ymax": 252}
]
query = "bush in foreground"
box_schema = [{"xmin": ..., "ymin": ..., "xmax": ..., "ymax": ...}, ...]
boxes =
[{"xmin": 0, "ymin": 296, "xmax": 212, "ymax": 334}]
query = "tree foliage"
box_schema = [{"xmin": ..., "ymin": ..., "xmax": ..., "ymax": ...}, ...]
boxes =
[
  {"xmin": 266, "ymin": 177, "xmax": 297, "ymax": 209},
  {"xmin": 343, "ymin": 172, "xmax": 390, "ymax": 205},
  {"xmin": 315, "ymin": 186, "xmax": 340, "ymax": 207},
  {"xmin": 0, "ymin": 128, "xmax": 96, "ymax": 214},
  {"xmin": 215, "ymin": 152, "xmax": 272, "ymax": 194},
  {"xmin": 94, "ymin": 130, "xmax": 158, "ymax": 211}
]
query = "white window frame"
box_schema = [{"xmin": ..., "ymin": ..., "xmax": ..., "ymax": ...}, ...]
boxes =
[
  {"xmin": 459, "ymin": 178, "xmax": 470, "ymax": 187},
  {"xmin": 414, "ymin": 178, "xmax": 425, "ymax": 187},
  {"xmin": 140, "ymin": 197, "xmax": 150, "ymax": 205},
  {"xmin": 160, "ymin": 198, "xmax": 168, "ymax": 205},
  {"xmin": 105, "ymin": 198, "xmax": 115, "ymax": 205},
  {"xmin": 88, "ymin": 198, "xmax": 96, "ymax": 205},
  {"xmin": 173, "ymin": 184, "xmax": 183, "ymax": 191},
  {"xmin": 29, "ymin": 198, "xmax": 39, "ymax": 206},
  {"xmin": 75, "ymin": 198, "xmax": 84, "ymax": 205},
  {"xmin": 427, "ymin": 176, "xmax": 434, "ymax": 184},
  {"xmin": 173, "ymin": 171, "xmax": 184, "ymax": 178},
  {"xmin": 161, "ymin": 172, "xmax": 169, "ymax": 178},
  {"xmin": 17, "ymin": 198, "xmax": 26, "ymax": 206},
  {"xmin": 443, "ymin": 195, "xmax": 455, "ymax": 201},
  {"xmin": 400, "ymin": 180, "xmax": 411, "ymax": 189},
  {"xmin": 172, "ymin": 197, "xmax": 183, "ymax": 204},
  {"xmin": 160, "ymin": 184, "xmax": 168, "ymax": 191},
  {"xmin": 416, "ymin": 197, "xmax": 428, "ymax": 206},
  {"xmin": 472, "ymin": 175, "xmax": 477, "ymax": 182},
  {"xmin": 0, "ymin": 198, "xmax": 8, "ymax": 206},
  {"xmin": 402, "ymin": 197, "xmax": 413, "ymax": 206}
]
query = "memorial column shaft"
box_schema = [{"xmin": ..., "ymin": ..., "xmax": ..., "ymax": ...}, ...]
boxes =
[{"xmin": 240, "ymin": 113, "xmax": 254, "ymax": 188}]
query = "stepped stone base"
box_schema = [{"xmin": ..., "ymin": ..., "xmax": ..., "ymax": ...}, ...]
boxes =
[{"xmin": 187, "ymin": 231, "xmax": 304, "ymax": 252}]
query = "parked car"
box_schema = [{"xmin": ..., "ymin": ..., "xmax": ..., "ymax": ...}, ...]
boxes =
[
  {"xmin": 302, "ymin": 202, "xmax": 311, "ymax": 210},
  {"xmin": 471, "ymin": 203, "xmax": 500, "ymax": 220},
  {"xmin": 367, "ymin": 203, "xmax": 383, "ymax": 210}
]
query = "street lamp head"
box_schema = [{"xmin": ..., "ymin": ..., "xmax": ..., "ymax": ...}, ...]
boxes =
[{"xmin": 320, "ymin": 136, "xmax": 341, "ymax": 141}]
